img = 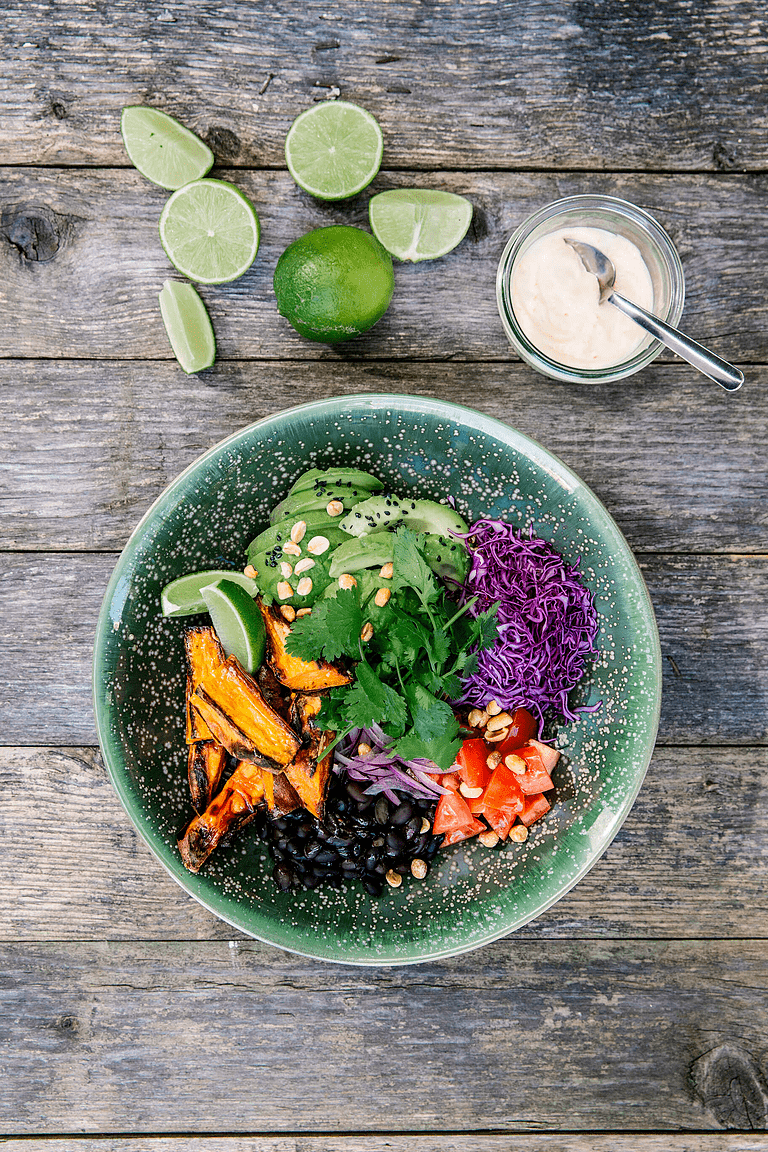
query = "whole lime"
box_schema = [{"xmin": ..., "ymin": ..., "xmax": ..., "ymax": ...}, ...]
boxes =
[{"xmin": 273, "ymin": 225, "xmax": 395, "ymax": 343}]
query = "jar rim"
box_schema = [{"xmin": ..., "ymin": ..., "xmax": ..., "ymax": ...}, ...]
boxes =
[{"xmin": 496, "ymin": 194, "xmax": 686, "ymax": 383}]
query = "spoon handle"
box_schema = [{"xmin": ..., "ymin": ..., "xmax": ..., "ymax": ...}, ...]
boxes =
[{"xmin": 609, "ymin": 292, "xmax": 744, "ymax": 392}]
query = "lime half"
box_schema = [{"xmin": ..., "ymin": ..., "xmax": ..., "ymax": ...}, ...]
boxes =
[
  {"xmin": 369, "ymin": 189, "xmax": 473, "ymax": 262},
  {"xmin": 200, "ymin": 579, "xmax": 266, "ymax": 674},
  {"xmin": 285, "ymin": 101, "xmax": 383, "ymax": 200},
  {"xmin": 121, "ymin": 106, "xmax": 214, "ymax": 191},
  {"xmin": 159, "ymin": 179, "xmax": 260, "ymax": 284},
  {"xmin": 158, "ymin": 280, "xmax": 216, "ymax": 374},
  {"xmin": 161, "ymin": 569, "xmax": 259, "ymax": 617}
]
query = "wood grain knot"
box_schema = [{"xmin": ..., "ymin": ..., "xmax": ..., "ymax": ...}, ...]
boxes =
[
  {"xmin": 713, "ymin": 141, "xmax": 738, "ymax": 171},
  {"xmin": 691, "ymin": 1043, "xmax": 768, "ymax": 1129},
  {"xmin": 1, "ymin": 205, "xmax": 77, "ymax": 262},
  {"xmin": 205, "ymin": 126, "xmax": 241, "ymax": 159},
  {"xmin": 54, "ymin": 1014, "xmax": 81, "ymax": 1038}
]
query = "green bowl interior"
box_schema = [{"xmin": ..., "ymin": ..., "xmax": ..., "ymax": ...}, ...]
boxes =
[{"xmin": 94, "ymin": 394, "xmax": 660, "ymax": 964}]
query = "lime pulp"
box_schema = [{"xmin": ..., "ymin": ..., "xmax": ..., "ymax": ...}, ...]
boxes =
[
  {"xmin": 120, "ymin": 106, "xmax": 214, "ymax": 191},
  {"xmin": 368, "ymin": 188, "xmax": 473, "ymax": 262},
  {"xmin": 200, "ymin": 578, "xmax": 266, "ymax": 674},
  {"xmin": 159, "ymin": 178, "xmax": 260, "ymax": 285},
  {"xmin": 285, "ymin": 101, "xmax": 383, "ymax": 201},
  {"xmin": 158, "ymin": 280, "xmax": 216, "ymax": 374},
  {"xmin": 161, "ymin": 569, "xmax": 259, "ymax": 617}
]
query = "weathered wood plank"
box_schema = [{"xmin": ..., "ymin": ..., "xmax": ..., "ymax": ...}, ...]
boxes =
[
  {"xmin": 2, "ymin": 553, "xmax": 766, "ymax": 746},
  {"xmin": 2, "ymin": 0, "xmax": 767, "ymax": 172},
  {"xmin": 3, "ymin": 1140, "xmax": 768, "ymax": 1152},
  {"xmin": 2, "ymin": 746, "xmax": 766, "ymax": 942},
  {"xmin": 0, "ymin": 169, "xmax": 759, "ymax": 361},
  {"xmin": 3, "ymin": 360, "xmax": 765, "ymax": 555},
  {"xmin": 3, "ymin": 939, "xmax": 768, "ymax": 1132}
]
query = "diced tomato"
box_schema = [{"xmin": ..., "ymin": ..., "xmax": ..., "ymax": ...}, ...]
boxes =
[
  {"xmin": 442, "ymin": 818, "xmax": 486, "ymax": 846},
  {"xmin": 514, "ymin": 745, "xmax": 554, "ymax": 794},
  {"xmin": 496, "ymin": 707, "xmax": 537, "ymax": 753},
  {"xmin": 526, "ymin": 738, "xmax": 561, "ymax": 773},
  {"xmin": 456, "ymin": 738, "xmax": 492, "ymax": 791},
  {"xmin": 519, "ymin": 793, "xmax": 551, "ymax": 827},
  {"xmin": 427, "ymin": 771, "xmax": 461, "ymax": 792},
  {"xmin": 483, "ymin": 806, "xmax": 518, "ymax": 840},
  {"xmin": 478, "ymin": 762, "xmax": 524, "ymax": 815},
  {"xmin": 433, "ymin": 790, "xmax": 476, "ymax": 835}
]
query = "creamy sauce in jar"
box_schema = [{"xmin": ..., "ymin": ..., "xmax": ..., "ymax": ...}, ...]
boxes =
[{"xmin": 511, "ymin": 225, "xmax": 654, "ymax": 370}]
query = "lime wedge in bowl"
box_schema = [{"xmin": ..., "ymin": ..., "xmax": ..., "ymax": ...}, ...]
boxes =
[
  {"xmin": 369, "ymin": 188, "xmax": 473, "ymax": 261},
  {"xmin": 200, "ymin": 578, "xmax": 266, "ymax": 674},
  {"xmin": 159, "ymin": 178, "xmax": 260, "ymax": 284},
  {"xmin": 121, "ymin": 106, "xmax": 214, "ymax": 190},
  {"xmin": 285, "ymin": 101, "xmax": 383, "ymax": 200},
  {"xmin": 161, "ymin": 568, "xmax": 259, "ymax": 617},
  {"xmin": 158, "ymin": 280, "xmax": 216, "ymax": 374}
]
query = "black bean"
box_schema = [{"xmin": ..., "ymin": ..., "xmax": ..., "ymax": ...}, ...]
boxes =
[
  {"xmin": 385, "ymin": 830, "xmax": 406, "ymax": 855},
  {"xmin": 346, "ymin": 781, "xmax": 370, "ymax": 805},
  {"xmin": 272, "ymin": 864, "xmax": 293, "ymax": 891},
  {"xmin": 362, "ymin": 876, "xmax": 383, "ymax": 897},
  {"xmin": 404, "ymin": 816, "xmax": 422, "ymax": 840},
  {"xmin": 312, "ymin": 847, "xmax": 339, "ymax": 865},
  {"xmin": 390, "ymin": 800, "xmax": 414, "ymax": 826},
  {"xmin": 374, "ymin": 796, "xmax": 390, "ymax": 824}
]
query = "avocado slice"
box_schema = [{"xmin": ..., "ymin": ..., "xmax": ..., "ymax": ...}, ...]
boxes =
[
  {"xmin": 328, "ymin": 534, "xmax": 395, "ymax": 578},
  {"xmin": 246, "ymin": 511, "xmax": 347, "ymax": 562},
  {"xmin": 422, "ymin": 533, "xmax": 469, "ymax": 583},
  {"xmin": 340, "ymin": 494, "xmax": 469, "ymax": 539},
  {"xmin": 288, "ymin": 466, "xmax": 384, "ymax": 497},
  {"xmin": 270, "ymin": 483, "xmax": 374, "ymax": 525}
]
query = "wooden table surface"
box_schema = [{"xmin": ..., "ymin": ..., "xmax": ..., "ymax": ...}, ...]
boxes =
[{"xmin": 2, "ymin": 1, "xmax": 767, "ymax": 1147}]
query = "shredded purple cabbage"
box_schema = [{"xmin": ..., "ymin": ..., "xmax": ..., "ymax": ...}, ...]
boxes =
[
  {"xmin": 332, "ymin": 724, "xmax": 453, "ymax": 806},
  {"xmin": 458, "ymin": 519, "xmax": 600, "ymax": 724}
]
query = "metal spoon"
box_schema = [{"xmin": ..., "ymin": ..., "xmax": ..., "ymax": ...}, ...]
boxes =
[{"xmin": 565, "ymin": 238, "xmax": 743, "ymax": 391}]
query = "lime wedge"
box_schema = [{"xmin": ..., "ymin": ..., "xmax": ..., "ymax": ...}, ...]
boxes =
[
  {"xmin": 285, "ymin": 101, "xmax": 383, "ymax": 201},
  {"xmin": 158, "ymin": 280, "xmax": 216, "ymax": 374},
  {"xmin": 200, "ymin": 579, "xmax": 266, "ymax": 674},
  {"xmin": 121, "ymin": 106, "xmax": 214, "ymax": 191},
  {"xmin": 368, "ymin": 189, "xmax": 473, "ymax": 262},
  {"xmin": 159, "ymin": 179, "xmax": 260, "ymax": 284},
  {"xmin": 161, "ymin": 569, "xmax": 259, "ymax": 617}
]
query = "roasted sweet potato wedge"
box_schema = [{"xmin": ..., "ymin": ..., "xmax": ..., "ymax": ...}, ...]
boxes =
[
  {"xmin": 284, "ymin": 694, "xmax": 335, "ymax": 819},
  {"xmin": 261, "ymin": 768, "xmax": 302, "ymax": 817},
  {"xmin": 178, "ymin": 759, "xmax": 266, "ymax": 873},
  {"xmin": 184, "ymin": 626, "xmax": 226, "ymax": 743},
  {"xmin": 192, "ymin": 656, "xmax": 301, "ymax": 769},
  {"xmin": 259, "ymin": 601, "xmax": 352, "ymax": 692},
  {"xmin": 187, "ymin": 740, "xmax": 228, "ymax": 813}
]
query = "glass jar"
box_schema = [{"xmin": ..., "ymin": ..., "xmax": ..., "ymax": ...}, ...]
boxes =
[{"xmin": 496, "ymin": 194, "xmax": 685, "ymax": 383}]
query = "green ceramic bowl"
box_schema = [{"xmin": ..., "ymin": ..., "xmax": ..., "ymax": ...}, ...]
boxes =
[{"xmin": 93, "ymin": 394, "xmax": 660, "ymax": 964}]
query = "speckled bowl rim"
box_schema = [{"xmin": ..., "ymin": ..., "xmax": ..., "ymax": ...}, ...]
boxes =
[{"xmin": 93, "ymin": 393, "xmax": 661, "ymax": 965}]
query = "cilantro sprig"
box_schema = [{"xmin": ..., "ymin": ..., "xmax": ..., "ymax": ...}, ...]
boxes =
[{"xmin": 284, "ymin": 527, "xmax": 499, "ymax": 769}]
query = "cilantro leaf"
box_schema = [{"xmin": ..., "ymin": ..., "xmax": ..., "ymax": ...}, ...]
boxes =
[
  {"xmin": 284, "ymin": 589, "xmax": 362, "ymax": 663},
  {"xmin": 342, "ymin": 661, "xmax": 409, "ymax": 735},
  {"xmin": 392, "ymin": 683, "xmax": 462, "ymax": 770},
  {"xmin": 392, "ymin": 527, "xmax": 441, "ymax": 606},
  {"xmin": 470, "ymin": 602, "xmax": 501, "ymax": 651}
]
